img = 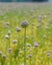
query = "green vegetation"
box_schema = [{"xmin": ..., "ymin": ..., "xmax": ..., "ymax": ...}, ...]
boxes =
[{"xmin": 0, "ymin": 3, "xmax": 52, "ymax": 65}]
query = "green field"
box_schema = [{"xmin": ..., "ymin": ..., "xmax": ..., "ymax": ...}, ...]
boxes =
[{"xmin": 0, "ymin": 3, "xmax": 52, "ymax": 65}]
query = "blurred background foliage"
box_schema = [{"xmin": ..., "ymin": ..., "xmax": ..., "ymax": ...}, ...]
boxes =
[{"xmin": 0, "ymin": 0, "xmax": 48, "ymax": 2}]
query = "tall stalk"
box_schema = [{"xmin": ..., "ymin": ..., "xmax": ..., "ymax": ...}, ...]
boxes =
[{"xmin": 24, "ymin": 27, "xmax": 26, "ymax": 65}]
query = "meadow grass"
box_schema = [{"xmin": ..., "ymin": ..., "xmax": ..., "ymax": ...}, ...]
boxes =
[{"xmin": 0, "ymin": 3, "xmax": 52, "ymax": 65}]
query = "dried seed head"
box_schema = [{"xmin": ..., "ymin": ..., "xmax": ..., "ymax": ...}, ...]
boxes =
[
  {"xmin": 13, "ymin": 40, "xmax": 17, "ymax": 44},
  {"xmin": 21, "ymin": 20, "xmax": 29, "ymax": 28},
  {"xmin": 16, "ymin": 27, "xmax": 21, "ymax": 32},
  {"xmin": 5, "ymin": 34, "xmax": 10, "ymax": 39},
  {"xmin": 8, "ymin": 48, "xmax": 12, "ymax": 53}
]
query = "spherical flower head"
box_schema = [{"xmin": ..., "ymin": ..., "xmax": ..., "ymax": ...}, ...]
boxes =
[
  {"xmin": 21, "ymin": 20, "xmax": 29, "ymax": 28},
  {"xmin": 26, "ymin": 43, "xmax": 31, "ymax": 47},
  {"xmin": 34, "ymin": 42, "xmax": 39, "ymax": 48},
  {"xmin": 28, "ymin": 54, "xmax": 32, "ymax": 58},
  {"xmin": 26, "ymin": 36, "xmax": 29, "ymax": 39},
  {"xmin": 13, "ymin": 40, "xmax": 17, "ymax": 44},
  {"xmin": 16, "ymin": 27, "xmax": 21, "ymax": 32},
  {"xmin": 46, "ymin": 51, "xmax": 50, "ymax": 57},
  {"xmin": 5, "ymin": 34, "xmax": 10, "ymax": 39},
  {"xmin": 5, "ymin": 22, "xmax": 10, "ymax": 28},
  {"xmin": 8, "ymin": 48, "xmax": 12, "ymax": 53}
]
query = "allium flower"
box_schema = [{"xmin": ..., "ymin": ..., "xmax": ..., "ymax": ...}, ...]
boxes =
[
  {"xmin": 16, "ymin": 27, "xmax": 21, "ymax": 32},
  {"xmin": 43, "ymin": 35, "xmax": 47, "ymax": 39},
  {"xmin": 34, "ymin": 42, "xmax": 39, "ymax": 48},
  {"xmin": 2, "ymin": 55, "xmax": 6, "ymax": 59},
  {"xmin": 36, "ymin": 24, "xmax": 41, "ymax": 28},
  {"xmin": 5, "ymin": 22, "xmax": 10, "ymax": 28},
  {"xmin": 5, "ymin": 22, "xmax": 10, "ymax": 26},
  {"xmin": 0, "ymin": 51, "xmax": 2, "ymax": 55},
  {"xmin": 21, "ymin": 20, "xmax": 29, "ymax": 28},
  {"xmin": 5, "ymin": 34, "xmax": 10, "ymax": 39},
  {"xmin": 28, "ymin": 54, "xmax": 32, "ymax": 58},
  {"xmin": 26, "ymin": 36, "xmax": 29, "ymax": 39},
  {"xmin": 46, "ymin": 51, "xmax": 50, "ymax": 57},
  {"xmin": 26, "ymin": 43, "xmax": 31, "ymax": 47},
  {"xmin": 13, "ymin": 40, "xmax": 17, "ymax": 44},
  {"xmin": 8, "ymin": 48, "xmax": 12, "ymax": 53},
  {"xmin": 7, "ymin": 30, "xmax": 11, "ymax": 35}
]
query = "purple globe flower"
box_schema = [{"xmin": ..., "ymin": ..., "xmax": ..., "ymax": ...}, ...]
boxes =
[
  {"xmin": 8, "ymin": 48, "xmax": 12, "ymax": 53},
  {"xmin": 13, "ymin": 40, "xmax": 17, "ymax": 44},
  {"xmin": 34, "ymin": 42, "xmax": 39, "ymax": 48},
  {"xmin": 16, "ymin": 27, "xmax": 21, "ymax": 32},
  {"xmin": 2, "ymin": 55, "xmax": 6, "ymax": 59},
  {"xmin": 28, "ymin": 54, "xmax": 32, "ymax": 58},
  {"xmin": 46, "ymin": 51, "xmax": 50, "ymax": 57},
  {"xmin": 21, "ymin": 20, "xmax": 29, "ymax": 28}
]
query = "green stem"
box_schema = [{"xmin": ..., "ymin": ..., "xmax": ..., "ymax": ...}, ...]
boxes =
[
  {"xmin": 17, "ymin": 33, "xmax": 20, "ymax": 65},
  {"xmin": 24, "ymin": 27, "xmax": 26, "ymax": 65},
  {"xmin": 29, "ymin": 58, "xmax": 31, "ymax": 65},
  {"xmin": 9, "ymin": 53, "xmax": 13, "ymax": 65}
]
